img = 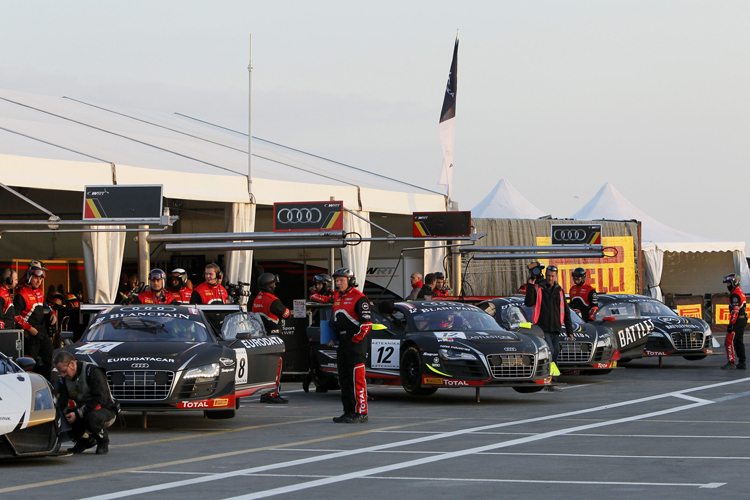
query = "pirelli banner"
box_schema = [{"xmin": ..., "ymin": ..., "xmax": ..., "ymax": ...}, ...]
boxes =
[
  {"xmin": 673, "ymin": 296, "xmax": 704, "ymax": 320},
  {"xmin": 463, "ymin": 218, "xmax": 641, "ymax": 297}
]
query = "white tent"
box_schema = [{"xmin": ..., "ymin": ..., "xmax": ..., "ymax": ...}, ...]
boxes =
[
  {"xmin": 472, "ymin": 178, "xmax": 546, "ymax": 219},
  {"xmin": 0, "ymin": 89, "xmax": 447, "ymax": 301},
  {"xmin": 572, "ymin": 183, "xmax": 750, "ymax": 299}
]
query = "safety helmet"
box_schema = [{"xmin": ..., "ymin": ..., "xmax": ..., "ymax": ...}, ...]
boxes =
[
  {"xmin": 169, "ymin": 268, "xmax": 188, "ymax": 288},
  {"xmin": 546, "ymin": 265, "xmax": 558, "ymax": 273},
  {"xmin": 313, "ymin": 273, "xmax": 332, "ymax": 292},
  {"xmin": 65, "ymin": 293, "xmax": 80, "ymax": 308},
  {"xmin": 723, "ymin": 273, "xmax": 740, "ymax": 290},
  {"xmin": 258, "ymin": 273, "xmax": 280, "ymax": 292},
  {"xmin": 26, "ymin": 260, "xmax": 48, "ymax": 280},
  {"xmin": 148, "ymin": 269, "xmax": 166, "ymax": 282},
  {"xmin": 572, "ymin": 267, "xmax": 586, "ymax": 283},
  {"xmin": 51, "ymin": 292, "xmax": 66, "ymax": 308},
  {"xmin": 433, "ymin": 310, "xmax": 455, "ymax": 330},
  {"xmin": 332, "ymin": 267, "xmax": 357, "ymax": 288}
]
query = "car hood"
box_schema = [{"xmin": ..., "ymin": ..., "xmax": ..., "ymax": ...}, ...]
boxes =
[
  {"xmin": 428, "ymin": 330, "xmax": 524, "ymax": 343},
  {"xmin": 72, "ymin": 341, "xmax": 211, "ymax": 369},
  {"xmin": 649, "ymin": 316, "xmax": 706, "ymax": 335}
]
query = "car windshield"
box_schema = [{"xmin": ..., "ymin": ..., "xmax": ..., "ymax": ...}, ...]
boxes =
[
  {"xmin": 409, "ymin": 309, "xmax": 503, "ymax": 332},
  {"xmin": 84, "ymin": 316, "xmax": 210, "ymax": 342},
  {"xmin": 596, "ymin": 302, "xmax": 640, "ymax": 320},
  {"xmin": 636, "ymin": 300, "xmax": 675, "ymax": 317}
]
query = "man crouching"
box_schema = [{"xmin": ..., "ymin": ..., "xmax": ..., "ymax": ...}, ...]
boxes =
[{"xmin": 54, "ymin": 351, "xmax": 117, "ymax": 454}]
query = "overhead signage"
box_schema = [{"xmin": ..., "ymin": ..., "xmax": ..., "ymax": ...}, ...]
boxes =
[
  {"xmin": 412, "ymin": 211, "xmax": 471, "ymax": 238},
  {"xmin": 83, "ymin": 185, "xmax": 163, "ymax": 221},
  {"xmin": 273, "ymin": 201, "xmax": 343, "ymax": 232},
  {"xmin": 551, "ymin": 224, "xmax": 602, "ymax": 245}
]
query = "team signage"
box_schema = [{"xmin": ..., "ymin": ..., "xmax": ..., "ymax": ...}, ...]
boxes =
[
  {"xmin": 551, "ymin": 224, "xmax": 602, "ymax": 245},
  {"xmin": 273, "ymin": 201, "xmax": 343, "ymax": 232},
  {"xmin": 83, "ymin": 185, "xmax": 163, "ymax": 221},
  {"xmin": 412, "ymin": 211, "xmax": 471, "ymax": 238}
]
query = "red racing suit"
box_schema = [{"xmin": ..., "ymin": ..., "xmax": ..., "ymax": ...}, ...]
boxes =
[
  {"xmin": 170, "ymin": 287, "xmax": 193, "ymax": 305},
  {"xmin": 14, "ymin": 285, "xmax": 53, "ymax": 379},
  {"xmin": 190, "ymin": 282, "xmax": 229, "ymax": 305},
  {"xmin": 569, "ymin": 283, "xmax": 599, "ymax": 321},
  {"xmin": 433, "ymin": 287, "xmax": 449, "ymax": 298},
  {"xmin": 132, "ymin": 290, "xmax": 178, "ymax": 305},
  {"xmin": 252, "ymin": 291, "xmax": 291, "ymax": 335},
  {"xmin": 333, "ymin": 287, "xmax": 372, "ymax": 416},
  {"xmin": 0, "ymin": 286, "xmax": 14, "ymax": 329},
  {"xmin": 309, "ymin": 290, "xmax": 334, "ymax": 304},
  {"xmin": 726, "ymin": 287, "xmax": 747, "ymax": 364}
]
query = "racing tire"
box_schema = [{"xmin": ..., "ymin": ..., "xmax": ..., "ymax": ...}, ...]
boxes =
[
  {"xmin": 204, "ymin": 409, "xmax": 236, "ymax": 419},
  {"xmin": 400, "ymin": 347, "xmax": 437, "ymax": 396},
  {"xmin": 513, "ymin": 386, "xmax": 545, "ymax": 394},
  {"xmin": 683, "ymin": 355, "xmax": 707, "ymax": 361}
]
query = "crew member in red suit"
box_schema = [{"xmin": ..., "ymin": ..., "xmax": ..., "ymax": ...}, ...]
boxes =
[
  {"xmin": 14, "ymin": 261, "xmax": 56, "ymax": 379},
  {"xmin": 568, "ymin": 267, "xmax": 599, "ymax": 321},
  {"xmin": 190, "ymin": 264, "xmax": 229, "ymax": 305},
  {"xmin": 433, "ymin": 272, "xmax": 449, "ymax": 297},
  {"xmin": 167, "ymin": 268, "xmax": 193, "ymax": 304},
  {"xmin": 722, "ymin": 273, "xmax": 747, "ymax": 370},
  {"xmin": 251, "ymin": 273, "xmax": 289, "ymax": 404},
  {"xmin": 0, "ymin": 269, "xmax": 17, "ymax": 329},
  {"xmin": 331, "ymin": 267, "xmax": 372, "ymax": 424},
  {"xmin": 309, "ymin": 273, "xmax": 334, "ymax": 303},
  {"xmin": 132, "ymin": 269, "xmax": 178, "ymax": 305}
]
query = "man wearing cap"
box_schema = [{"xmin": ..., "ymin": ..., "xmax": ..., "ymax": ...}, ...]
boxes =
[
  {"xmin": 131, "ymin": 269, "xmax": 178, "ymax": 305},
  {"xmin": 14, "ymin": 261, "xmax": 56, "ymax": 379},
  {"xmin": 525, "ymin": 263, "xmax": 574, "ymax": 391}
]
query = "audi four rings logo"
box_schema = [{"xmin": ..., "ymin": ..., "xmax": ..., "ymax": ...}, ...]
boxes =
[
  {"xmin": 553, "ymin": 229, "xmax": 588, "ymax": 241},
  {"xmin": 276, "ymin": 208, "xmax": 322, "ymax": 224},
  {"xmin": 131, "ymin": 363, "xmax": 149, "ymax": 368}
]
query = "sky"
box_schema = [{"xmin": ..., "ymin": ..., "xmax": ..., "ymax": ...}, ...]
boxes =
[{"xmin": 1, "ymin": 1, "xmax": 749, "ymax": 244}]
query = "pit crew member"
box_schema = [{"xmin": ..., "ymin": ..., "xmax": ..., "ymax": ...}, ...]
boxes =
[
  {"xmin": 251, "ymin": 273, "xmax": 289, "ymax": 404},
  {"xmin": 131, "ymin": 269, "xmax": 178, "ymax": 305},
  {"xmin": 309, "ymin": 273, "xmax": 334, "ymax": 303},
  {"xmin": 167, "ymin": 268, "xmax": 193, "ymax": 304},
  {"xmin": 190, "ymin": 264, "xmax": 229, "ymax": 305},
  {"xmin": 569, "ymin": 267, "xmax": 599, "ymax": 321},
  {"xmin": 0, "ymin": 268, "xmax": 17, "ymax": 328},
  {"xmin": 14, "ymin": 261, "xmax": 55, "ymax": 379},
  {"xmin": 722, "ymin": 273, "xmax": 747, "ymax": 370}
]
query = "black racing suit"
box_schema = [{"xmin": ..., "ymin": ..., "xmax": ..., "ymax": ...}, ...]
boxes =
[
  {"xmin": 333, "ymin": 287, "xmax": 372, "ymax": 416},
  {"xmin": 726, "ymin": 288, "xmax": 747, "ymax": 365},
  {"xmin": 57, "ymin": 361, "xmax": 117, "ymax": 446},
  {"xmin": 525, "ymin": 280, "xmax": 574, "ymax": 367}
]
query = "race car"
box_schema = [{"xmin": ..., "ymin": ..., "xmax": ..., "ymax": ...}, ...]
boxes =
[
  {"xmin": 313, "ymin": 301, "xmax": 553, "ymax": 396},
  {"xmin": 476, "ymin": 297, "xmax": 652, "ymax": 373},
  {"xmin": 0, "ymin": 353, "xmax": 64, "ymax": 457},
  {"xmin": 59, "ymin": 304, "xmax": 285, "ymax": 419},
  {"xmin": 596, "ymin": 294, "xmax": 716, "ymax": 362}
]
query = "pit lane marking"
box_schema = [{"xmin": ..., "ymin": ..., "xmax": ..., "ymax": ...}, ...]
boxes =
[
  {"xmin": 77, "ymin": 377, "xmax": 750, "ymax": 500},
  {"xmin": 127, "ymin": 471, "xmax": 726, "ymax": 488},
  {"xmin": 0, "ymin": 418, "xmax": 456, "ymax": 495}
]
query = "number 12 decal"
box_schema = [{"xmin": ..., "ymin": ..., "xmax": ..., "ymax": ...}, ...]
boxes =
[{"xmin": 370, "ymin": 339, "xmax": 400, "ymax": 369}]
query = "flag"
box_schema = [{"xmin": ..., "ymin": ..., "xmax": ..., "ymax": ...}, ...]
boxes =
[{"xmin": 438, "ymin": 32, "xmax": 458, "ymax": 199}]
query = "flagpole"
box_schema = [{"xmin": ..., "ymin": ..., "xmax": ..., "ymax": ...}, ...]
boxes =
[{"xmin": 248, "ymin": 34, "xmax": 253, "ymax": 198}]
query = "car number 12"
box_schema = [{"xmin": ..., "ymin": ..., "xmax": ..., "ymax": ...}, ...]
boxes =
[{"xmin": 370, "ymin": 339, "xmax": 400, "ymax": 369}]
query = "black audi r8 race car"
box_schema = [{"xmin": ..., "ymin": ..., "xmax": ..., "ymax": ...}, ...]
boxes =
[
  {"xmin": 312, "ymin": 301, "xmax": 553, "ymax": 397},
  {"xmin": 59, "ymin": 304, "xmax": 284, "ymax": 419},
  {"xmin": 476, "ymin": 297, "xmax": 652, "ymax": 374},
  {"xmin": 596, "ymin": 294, "xmax": 717, "ymax": 363},
  {"xmin": 0, "ymin": 353, "xmax": 64, "ymax": 458}
]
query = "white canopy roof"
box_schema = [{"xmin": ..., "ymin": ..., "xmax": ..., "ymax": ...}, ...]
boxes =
[
  {"xmin": 471, "ymin": 178, "xmax": 546, "ymax": 219},
  {"xmin": 0, "ymin": 89, "xmax": 446, "ymax": 215},
  {"xmin": 572, "ymin": 183, "xmax": 742, "ymax": 252}
]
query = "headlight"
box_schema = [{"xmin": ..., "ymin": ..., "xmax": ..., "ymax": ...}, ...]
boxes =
[
  {"xmin": 438, "ymin": 348, "xmax": 477, "ymax": 361},
  {"xmin": 597, "ymin": 333, "xmax": 613, "ymax": 348},
  {"xmin": 183, "ymin": 363, "xmax": 220, "ymax": 380},
  {"xmin": 537, "ymin": 344, "xmax": 551, "ymax": 360},
  {"xmin": 34, "ymin": 388, "xmax": 54, "ymax": 411},
  {"xmin": 219, "ymin": 357, "xmax": 235, "ymax": 367}
]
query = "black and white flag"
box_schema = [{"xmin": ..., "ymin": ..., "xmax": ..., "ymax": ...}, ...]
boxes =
[{"xmin": 438, "ymin": 32, "xmax": 458, "ymax": 198}]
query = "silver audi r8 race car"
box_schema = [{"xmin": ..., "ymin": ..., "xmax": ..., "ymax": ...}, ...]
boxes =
[
  {"xmin": 59, "ymin": 304, "xmax": 284, "ymax": 419},
  {"xmin": 0, "ymin": 353, "xmax": 64, "ymax": 458},
  {"xmin": 597, "ymin": 294, "xmax": 717, "ymax": 363},
  {"xmin": 312, "ymin": 301, "xmax": 553, "ymax": 397}
]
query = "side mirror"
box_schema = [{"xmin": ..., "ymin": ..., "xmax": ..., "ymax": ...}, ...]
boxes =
[{"xmin": 16, "ymin": 357, "xmax": 36, "ymax": 372}]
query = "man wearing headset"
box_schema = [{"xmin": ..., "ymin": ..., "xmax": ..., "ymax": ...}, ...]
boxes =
[
  {"xmin": 190, "ymin": 264, "xmax": 229, "ymax": 305},
  {"xmin": 331, "ymin": 267, "xmax": 372, "ymax": 424},
  {"xmin": 14, "ymin": 261, "xmax": 56, "ymax": 379},
  {"xmin": 167, "ymin": 268, "xmax": 193, "ymax": 305},
  {"xmin": 0, "ymin": 269, "xmax": 17, "ymax": 329}
]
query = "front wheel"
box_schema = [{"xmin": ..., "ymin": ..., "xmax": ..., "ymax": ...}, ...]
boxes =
[
  {"xmin": 683, "ymin": 355, "xmax": 707, "ymax": 361},
  {"xmin": 400, "ymin": 347, "xmax": 437, "ymax": 396}
]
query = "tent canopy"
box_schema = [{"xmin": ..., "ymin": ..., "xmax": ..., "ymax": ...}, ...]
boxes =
[
  {"xmin": 572, "ymin": 183, "xmax": 750, "ymax": 297},
  {"xmin": 471, "ymin": 178, "xmax": 546, "ymax": 219},
  {"xmin": 0, "ymin": 89, "xmax": 446, "ymax": 215}
]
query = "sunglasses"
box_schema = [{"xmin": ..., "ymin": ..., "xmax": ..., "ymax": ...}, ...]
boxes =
[{"xmin": 547, "ymin": 266, "xmax": 558, "ymax": 272}]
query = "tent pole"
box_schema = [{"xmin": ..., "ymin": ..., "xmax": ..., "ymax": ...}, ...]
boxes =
[{"xmin": 247, "ymin": 34, "xmax": 253, "ymax": 198}]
